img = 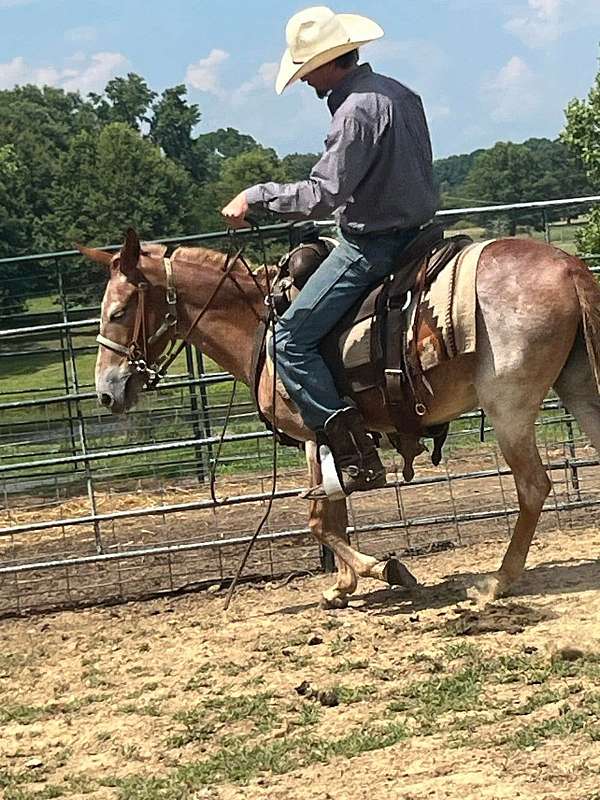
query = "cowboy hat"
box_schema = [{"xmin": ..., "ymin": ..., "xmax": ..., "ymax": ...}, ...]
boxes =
[{"xmin": 275, "ymin": 6, "xmax": 384, "ymax": 95}]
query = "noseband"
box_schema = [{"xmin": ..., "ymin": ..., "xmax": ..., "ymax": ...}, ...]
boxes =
[{"xmin": 96, "ymin": 247, "xmax": 267, "ymax": 388}]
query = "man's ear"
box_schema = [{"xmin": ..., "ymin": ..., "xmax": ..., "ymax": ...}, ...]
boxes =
[{"xmin": 120, "ymin": 228, "xmax": 141, "ymax": 278}]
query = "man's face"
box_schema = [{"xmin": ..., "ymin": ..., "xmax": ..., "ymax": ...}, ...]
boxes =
[{"xmin": 301, "ymin": 62, "xmax": 337, "ymax": 99}]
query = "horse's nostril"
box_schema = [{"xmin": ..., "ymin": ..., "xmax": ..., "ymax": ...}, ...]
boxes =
[{"xmin": 99, "ymin": 393, "xmax": 113, "ymax": 408}]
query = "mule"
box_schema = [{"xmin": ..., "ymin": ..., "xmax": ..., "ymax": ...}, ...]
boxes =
[{"xmin": 81, "ymin": 228, "xmax": 600, "ymax": 609}]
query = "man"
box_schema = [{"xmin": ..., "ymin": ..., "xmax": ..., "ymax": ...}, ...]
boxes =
[{"xmin": 222, "ymin": 6, "xmax": 438, "ymax": 498}]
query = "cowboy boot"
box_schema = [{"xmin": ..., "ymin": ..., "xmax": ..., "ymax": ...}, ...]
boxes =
[{"xmin": 305, "ymin": 407, "xmax": 387, "ymax": 500}]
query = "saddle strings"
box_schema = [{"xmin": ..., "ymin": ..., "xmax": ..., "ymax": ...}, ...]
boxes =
[{"xmin": 224, "ymin": 222, "xmax": 279, "ymax": 611}]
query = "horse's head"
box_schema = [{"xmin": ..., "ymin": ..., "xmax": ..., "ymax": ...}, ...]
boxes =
[{"xmin": 79, "ymin": 228, "xmax": 174, "ymax": 414}]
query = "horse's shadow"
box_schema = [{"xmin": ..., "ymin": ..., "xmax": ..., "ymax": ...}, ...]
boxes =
[{"xmin": 273, "ymin": 556, "xmax": 600, "ymax": 620}]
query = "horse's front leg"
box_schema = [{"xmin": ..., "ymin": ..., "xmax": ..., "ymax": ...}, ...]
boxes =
[
  {"xmin": 305, "ymin": 443, "xmax": 417, "ymax": 608},
  {"xmin": 306, "ymin": 442, "xmax": 357, "ymax": 608}
]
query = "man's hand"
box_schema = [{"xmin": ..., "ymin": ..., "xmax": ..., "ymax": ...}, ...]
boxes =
[{"xmin": 221, "ymin": 191, "xmax": 250, "ymax": 229}]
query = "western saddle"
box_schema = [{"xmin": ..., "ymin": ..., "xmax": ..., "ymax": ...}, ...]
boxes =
[{"xmin": 253, "ymin": 222, "xmax": 472, "ymax": 480}]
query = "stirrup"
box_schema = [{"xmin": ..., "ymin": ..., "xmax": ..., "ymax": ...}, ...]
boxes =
[{"xmin": 301, "ymin": 444, "xmax": 387, "ymax": 501}]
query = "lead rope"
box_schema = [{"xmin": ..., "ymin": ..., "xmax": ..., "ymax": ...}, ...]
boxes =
[{"xmin": 224, "ymin": 222, "xmax": 279, "ymax": 611}]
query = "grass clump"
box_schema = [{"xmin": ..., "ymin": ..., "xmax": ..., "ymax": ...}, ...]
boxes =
[
  {"xmin": 113, "ymin": 720, "xmax": 409, "ymax": 798},
  {"xmin": 170, "ymin": 691, "xmax": 278, "ymax": 746}
]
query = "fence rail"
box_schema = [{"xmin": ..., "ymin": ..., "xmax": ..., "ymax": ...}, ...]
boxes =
[{"xmin": 1, "ymin": 196, "xmax": 599, "ymax": 615}]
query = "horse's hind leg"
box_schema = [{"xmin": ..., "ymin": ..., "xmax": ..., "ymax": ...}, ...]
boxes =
[
  {"xmin": 554, "ymin": 333, "xmax": 600, "ymax": 452},
  {"xmin": 477, "ymin": 400, "xmax": 551, "ymax": 600}
]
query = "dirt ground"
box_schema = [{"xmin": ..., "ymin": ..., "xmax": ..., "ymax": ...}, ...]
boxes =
[{"xmin": 1, "ymin": 524, "xmax": 600, "ymax": 800}]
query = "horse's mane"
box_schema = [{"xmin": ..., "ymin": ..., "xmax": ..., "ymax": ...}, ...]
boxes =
[{"xmin": 173, "ymin": 246, "xmax": 278, "ymax": 287}]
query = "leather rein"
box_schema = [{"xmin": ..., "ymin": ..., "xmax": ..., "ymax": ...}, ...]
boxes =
[{"xmin": 96, "ymin": 246, "xmax": 267, "ymax": 388}]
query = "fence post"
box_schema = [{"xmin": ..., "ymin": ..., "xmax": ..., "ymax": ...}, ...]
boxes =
[
  {"xmin": 57, "ymin": 258, "xmax": 103, "ymax": 554},
  {"xmin": 195, "ymin": 350, "xmax": 214, "ymax": 479},
  {"xmin": 185, "ymin": 345, "xmax": 207, "ymax": 483}
]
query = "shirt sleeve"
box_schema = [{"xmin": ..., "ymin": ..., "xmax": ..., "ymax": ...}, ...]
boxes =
[{"xmin": 245, "ymin": 109, "xmax": 385, "ymax": 220}]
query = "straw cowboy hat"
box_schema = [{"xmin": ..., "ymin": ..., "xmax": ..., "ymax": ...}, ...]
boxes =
[{"xmin": 275, "ymin": 6, "xmax": 384, "ymax": 95}]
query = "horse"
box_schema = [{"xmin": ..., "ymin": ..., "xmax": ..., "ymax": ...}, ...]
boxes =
[{"xmin": 81, "ymin": 227, "xmax": 600, "ymax": 609}]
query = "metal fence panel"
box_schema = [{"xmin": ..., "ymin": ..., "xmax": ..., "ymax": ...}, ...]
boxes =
[{"xmin": 1, "ymin": 198, "xmax": 599, "ymax": 615}]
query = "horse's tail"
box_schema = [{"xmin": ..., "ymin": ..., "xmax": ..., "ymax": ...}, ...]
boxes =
[{"xmin": 571, "ymin": 258, "xmax": 600, "ymax": 393}]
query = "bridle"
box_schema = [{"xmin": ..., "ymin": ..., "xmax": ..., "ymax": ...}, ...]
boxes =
[{"xmin": 96, "ymin": 244, "xmax": 268, "ymax": 388}]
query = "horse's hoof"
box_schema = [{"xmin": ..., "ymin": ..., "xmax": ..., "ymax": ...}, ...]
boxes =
[
  {"xmin": 319, "ymin": 593, "xmax": 349, "ymax": 610},
  {"xmin": 383, "ymin": 558, "xmax": 418, "ymax": 590}
]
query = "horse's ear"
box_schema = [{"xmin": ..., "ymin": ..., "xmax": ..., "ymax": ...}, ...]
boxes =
[
  {"xmin": 120, "ymin": 228, "xmax": 141, "ymax": 277},
  {"xmin": 76, "ymin": 244, "xmax": 113, "ymax": 267}
]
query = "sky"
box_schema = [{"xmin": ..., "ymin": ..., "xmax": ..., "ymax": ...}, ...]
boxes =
[{"xmin": 1, "ymin": 0, "xmax": 599, "ymax": 160}]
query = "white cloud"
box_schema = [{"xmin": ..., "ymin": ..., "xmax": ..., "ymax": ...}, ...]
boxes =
[
  {"xmin": 481, "ymin": 56, "xmax": 542, "ymax": 122},
  {"xmin": 61, "ymin": 52, "xmax": 129, "ymax": 93},
  {"xmin": 0, "ymin": 52, "xmax": 129, "ymax": 93},
  {"xmin": 505, "ymin": 0, "xmax": 562, "ymax": 47},
  {"xmin": 231, "ymin": 62, "xmax": 278, "ymax": 105},
  {"xmin": 185, "ymin": 49, "xmax": 229, "ymax": 95},
  {"xmin": 505, "ymin": 0, "xmax": 600, "ymax": 47}
]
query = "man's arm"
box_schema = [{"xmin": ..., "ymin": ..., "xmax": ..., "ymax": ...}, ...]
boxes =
[{"xmin": 221, "ymin": 111, "xmax": 384, "ymax": 227}]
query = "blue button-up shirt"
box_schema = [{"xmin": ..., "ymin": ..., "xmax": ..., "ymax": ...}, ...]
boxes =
[{"xmin": 245, "ymin": 63, "xmax": 438, "ymax": 234}]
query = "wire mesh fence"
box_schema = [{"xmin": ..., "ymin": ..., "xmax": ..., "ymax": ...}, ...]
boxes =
[{"xmin": 1, "ymin": 197, "xmax": 599, "ymax": 615}]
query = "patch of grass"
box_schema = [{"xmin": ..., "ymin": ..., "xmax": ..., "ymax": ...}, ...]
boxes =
[
  {"xmin": 118, "ymin": 701, "xmax": 163, "ymax": 717},
  {"xmin": 329, "ymin": 634, "xmax": 352, "ymax": 657},
  {"xmin": 510, "ymin": 705, "xmax": 589, "ymax": 750},
  {"xmin": 441, "ymin": 642, "xmax": 481, "ymax": 662},
  {"xmin": 0, "ymin": 693, "xmax": 112, "ymax": 727},
  {"xmin": 0, "ymin": 768, "xmax": 66, "ymax": 800},
  {"xmin": 401, "ymin": 664, "xmax": 486, "ymax": 719},
  {"xmin": 170, "ymin": 691, "xmax": 278, "ymax": 746},
  {"xmin": 113, "ymin": 720, "xmax": 409, "ymax": 797},
  {"xmin": 333, "ymin": 659, "xmax": 369, "ymax": 674},
  {"xmin": 332, "ymin": 684, "xmax": 378, "ymax": 704},
  {"xmin": 0, "ymin": 704, "xmax": 48, "ymax": 725},
  {"xmin": 508, "ymin": 687, "xmax": 567, "ymax": 716},
  {"xmin": 296, "ymin": 702, "xmax": 321, "ymax": 727}
]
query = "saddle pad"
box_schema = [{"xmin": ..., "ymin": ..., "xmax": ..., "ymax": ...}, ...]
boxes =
[
  {"xmin": 409, "ymin": 239, "xmax": 494, "ymax": 371},
  {"xmin": 340, "ymin": 239, "xmax": 494, "ymax": 391}
]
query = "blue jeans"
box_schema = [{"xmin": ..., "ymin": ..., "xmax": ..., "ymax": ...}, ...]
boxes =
[{"xmin": 270, "ymin": 228, "xmax": 417, "ymax": 431}]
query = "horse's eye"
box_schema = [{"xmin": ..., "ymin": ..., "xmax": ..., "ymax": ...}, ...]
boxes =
[{"xmin": 109, "ymin": 309, "xmax": 126, "ymax": 322}]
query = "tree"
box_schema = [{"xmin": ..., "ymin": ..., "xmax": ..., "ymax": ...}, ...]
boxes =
[
  {"xmin": 433, "ymin": 150, "xmax": 484, "ymax": 207},
  {"xmin": 461, "ymin": 142, "xmax": 539, "ymax": 234},
  {"xmin": 197, "ymin": 127, "xmax": 258, "ymax": 159},
  {"xmin": 47, "ymin": 123, "xmax": 198, "ymax": 297},
  {"xmin": 281, "ymin": 152, "xmax": 320, "ymax": 182},
  {"xmin": 563, "ymin": 58, "xmax": 600, "ymax": 254},
  {"xmin": 89, "ymin": 73, "xmax": 156, "ymax": 129},
  {"xmin": 195, "ymin": 146, "xmax": 285, "ymax": 231},
  {"xmin": 0, "ymin": 144, "xmax": 31, "ymax": 313},
  {"xmin": 0, "ymin": 85, "xmax": 100, "ymax": 253},
  {"xmin": 149, "ymin": 85, "xmax": 201, "ymax": 173}
]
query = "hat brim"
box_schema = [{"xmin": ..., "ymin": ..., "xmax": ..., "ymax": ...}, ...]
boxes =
[{"xmin": 275, "ymin": 13, "xmax": 383, "ymax": 95}]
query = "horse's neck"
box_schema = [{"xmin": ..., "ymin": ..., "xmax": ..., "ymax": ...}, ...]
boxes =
[{"xmin": 167, "ymin": 250, "xmax": 264, "ymax": 385}]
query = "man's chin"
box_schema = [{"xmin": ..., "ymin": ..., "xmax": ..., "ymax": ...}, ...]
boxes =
[{"xmin": 315, "ymin": 88, "xmax": 329, "ymax": 99}]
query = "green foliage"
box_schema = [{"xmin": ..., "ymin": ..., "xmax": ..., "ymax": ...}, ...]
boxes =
[
  {"xmin": 89, "ymin": 73, "xmax": 156, "ymax": 128},
  {"xmin": 563, "ymin": 52, "xmax": 600, "ymax": 254},
  {"xmin": 281, "ymin": 151, "xmax": 320, "ymax": 181}
]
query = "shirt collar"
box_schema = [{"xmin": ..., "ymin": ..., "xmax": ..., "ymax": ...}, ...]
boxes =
[{"xmin": 327, "ymin": 63, "xmax": 373, "ymax": 115}]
